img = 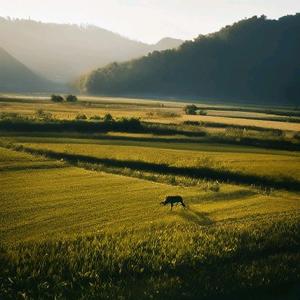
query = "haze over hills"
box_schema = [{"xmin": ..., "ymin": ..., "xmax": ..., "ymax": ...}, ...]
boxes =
[
  {"xmin": 79, "ymin": 14, "xmax": 300, "ymax": 106},
  {"xmin": 150, "ymin": 38, "xmax": 184, "ymax": 52},
  {"xmin": 0, "ymin": 17, "xmax": 183, "ymax": 84},
  {"xmin": 0, "ymin": 47, "xmax": 58, "ymax": 92}
]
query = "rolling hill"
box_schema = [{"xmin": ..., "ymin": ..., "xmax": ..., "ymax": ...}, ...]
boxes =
[
  {"xmin": 0, "ymin": 17, "xmax": 183, "ymax": 83},
  {"xmin": 79, "ymin": 14, "xmax": 300, "ymax": 105},
  {"xmin": 0, "ymin": 47, "xmax": 58, "ymax": 92}
]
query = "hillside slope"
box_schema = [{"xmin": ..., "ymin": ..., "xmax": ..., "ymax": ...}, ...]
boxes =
[
  {"xmin": 0, "ymin": 47, "xmax": 57, "ymax": 92},
  {"xmin": 0, "ymin": 17, "xmax": 183, "ymax": 83},
  {"xmin": 79, "ymin": 14, "xmax": 300, "ymax": 105},
  {"xmin": 150, "ymin": 37, "xmax": 183, "ymax": 52}
]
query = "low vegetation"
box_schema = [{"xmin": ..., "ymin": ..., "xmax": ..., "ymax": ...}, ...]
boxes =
[{"xmin": 51, "ymin": 94, "xmax": 78, "ymax": 103}]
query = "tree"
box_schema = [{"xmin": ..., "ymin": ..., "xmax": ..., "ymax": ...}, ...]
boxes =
[
  {"xmin": 66, "ymin": 95, "xmax": 78, "ymax": 102},
  {"xmin": 103, "ymin": 113, "xmax": 114, "ymax": 123},
  {"xmin": 184, "ymin": 105, "xmax": 198, "ymax": 115},
  {"xmin": 51, "ymin": 94, "xmax": 64, "ymax": 102}
]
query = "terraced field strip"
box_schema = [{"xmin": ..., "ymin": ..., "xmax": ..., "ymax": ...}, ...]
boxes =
[
  {"xmin": 7, "ymin": 137, "xmax": 300, "ymax": 190},
  {"xmin": 18, "ymin": 138, "xmax": 300, "ymax": 178}
]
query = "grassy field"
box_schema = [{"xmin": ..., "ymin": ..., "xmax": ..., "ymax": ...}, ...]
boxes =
[
  {"xmin": 1, "ymin": 146, "xmax": 300, "ymax": 299},
  {"xmin": 1, "ymin": 95, "xmax": 300, "ymax": 299}
]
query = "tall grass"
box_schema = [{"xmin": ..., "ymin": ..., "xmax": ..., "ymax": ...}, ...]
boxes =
[{"xmin": 1, "ymin": 217, "xmax": 299, "ymax": 299}]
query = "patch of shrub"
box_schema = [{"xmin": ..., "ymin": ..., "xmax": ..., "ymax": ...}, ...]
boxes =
[
  {"xmin": 103, "ymin": 113, "xmax": 114, "ymax": 123},
  {"xmin": 75, "ymin": 113, "xmax": 87, "ymax": 120},
  {"xmin": 0, "ymin": 112, "xmax": 20, "ymax": 119},
  {"xmin": 198, "ymin": 110, "xmax": 208, "ymax": 116},
  {"xmin": 90, "ymin": 115, "xmax": 102, "ymax": 120},
  {"xmin": 184, "ymin": 104, "xmax": 198, "ymax": 115},
  {"xmin": 51, "ymin": 94, "xmax": 64, "ymax": 102},
  {"xmin": 35, "ymin": 109, "xmax": 52, "ymax": 121},
  {"xmin": 210, "ymin": 181, "xmax": 220, "ymax": 192},
  {"xmin": 66, "ymin": 95, "xmax": 78, "ymax": 102},
  {"xmin": 183, "ymin": 121, "xmax": 202, "ymax": 126}
]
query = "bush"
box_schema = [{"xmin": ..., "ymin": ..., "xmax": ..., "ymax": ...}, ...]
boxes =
[
  {"xmin": 184, "ymin": 104, "xmax": 198, "ymax": 115},
  {"xmin": 0, "ymin": 112, "xmax": 19, "ymax": 119},
  {"xmin": 103, "ymin": 113, "xmax": 114, "ymax": 123},
  {"xmin": 118, "ymin": 117, "xmax": 142, "ymax": 130},
  {"xmin": 293, "ymin": 132, "xmax": 300, "ymax": 141},
  {"xmin": 210, "ymin": 181, "xmax": 220, "ymax": 192},
  {"xmin": 51, "ymin": 94, "xmax": 64, "ymax": 102},
  {"xmin": 90, "ymin": 115, "xmax": 102, "ymax": 120},
  {"xmin": 66, "ymin": 95, "xmax": 78, "ymax": 102},
  {"xmin": 75, "ymin": 113, "xmax": 87, "ymax": 120},
  {"xmin": 183, "ymin": 120, "xmax": 201, "ymax": 126},
  {"xmin": 35, "ymin": 109, "xmax": 52, "ymax": 121},
  {"xmin": 198, "ymin": 110, "xmax": 207, "ymax": 116}
]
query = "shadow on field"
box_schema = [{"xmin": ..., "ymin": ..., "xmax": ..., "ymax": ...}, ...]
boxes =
[
  {"xmin": 176, "ymin": 207, "xmax": 214, "ymax": 226},
  {"xmin": 19, "ymin": 147, "xmax": 300, "ymax": 191},
  {"xmin": 199, "ymin": 189, "xmax": 257, "ymax": 202}
]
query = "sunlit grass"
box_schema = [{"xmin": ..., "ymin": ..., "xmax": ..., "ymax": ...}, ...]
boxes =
[{"xmin": 14, "ymin": 137, "xmax": 300, "ymax": 181}]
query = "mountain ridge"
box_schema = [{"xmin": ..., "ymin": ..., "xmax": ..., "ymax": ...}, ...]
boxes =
[
  {"xmin": 0, "ymin": 46, "xmax": 58, "ymax": 92},
  {"xmin": 0, "ymin": 17, "xmax": 183, "ymax": 84}
]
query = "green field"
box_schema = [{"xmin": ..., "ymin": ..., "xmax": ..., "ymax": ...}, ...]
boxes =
[{"xmin": 1, "ymin": 96, "xmax": 300, "ymax": 299}]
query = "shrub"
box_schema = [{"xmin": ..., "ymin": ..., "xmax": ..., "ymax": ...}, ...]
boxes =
[
  {"xmin": 103, "ymin": 113, "xmax": 114, "ymax": 123},
  {"xmin": 75, "ymin": 113, "xmax": 87, "ymax": 120},
  {"xmin": 184, "ymin": 104, "xmax": 198, "ymax": 115},
  {"xmin": 35, "ymin": 109, "xmax": 52, "ymax": 121},
  {"xmin": 156, "ymin": 111, "xmax": 180, "ymax": 118},
  {"xmin": 198, "ymin": 110, "xmax": 207, "ymax": 116},
  {"xmin": 118, "ymin": 117, "xmax": 142, "ymax": 130},
  {"xmin": 0, "ymin": 112, "xmax": 19, "ymax": 119},
  {"xmin": 51, "ymin": 94, "xmax": 64, "ymax": 102},
  {"xmin": 183, "ymin": 121, "xmax": 201, "ymax": 126},
  {"xmin": 90, "ymin": 115, "xmax": 102, "ymax": 120},
  {"xmin": 210, "ymin": 181, "xmax": 220, "ymax": 192},
  {"xmin": 293, "ymin": 132, "xmax": 300, "ymax": 141},
  {"xmin": 66, "ymin": 95, "xmax": 78, "ymax": 102}
]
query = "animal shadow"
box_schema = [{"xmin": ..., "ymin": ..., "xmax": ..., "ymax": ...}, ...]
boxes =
[{"xmin": 176, "ymin": 207, "xmax": 213, "ymax": 226}]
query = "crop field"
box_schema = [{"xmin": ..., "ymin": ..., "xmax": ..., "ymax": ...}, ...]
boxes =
[
  {"xmin": 8, "ymin": 136, "xmax": 300, "ymax": 182},
  {"xmin": 1, "ymin": 95, "xmax": 300, "ymax": 299},
  {"xmin": 1, "ymin": 95, "xmax": 300, "ymax": 131}
]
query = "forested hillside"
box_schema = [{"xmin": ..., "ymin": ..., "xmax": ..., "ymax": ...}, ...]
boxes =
[{"xmin": 79, "ymin": 14, "xmax": 300, "ymax": 105}]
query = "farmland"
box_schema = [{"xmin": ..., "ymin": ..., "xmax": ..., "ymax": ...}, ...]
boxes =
[
  {"xmin": 1, "ymin": 94, "xmax": 300, "ymax": 131},
  {"xmin": 1, "ymin": 95, "xmax": 300, "ymax": 299}
]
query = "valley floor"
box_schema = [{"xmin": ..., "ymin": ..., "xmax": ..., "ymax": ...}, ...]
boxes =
[{"xmin": 0, "ymin": 96, "xmax": 300, "ymax": 299}]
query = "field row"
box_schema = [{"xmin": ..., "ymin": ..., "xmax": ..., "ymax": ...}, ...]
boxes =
[
  {"xmin": 7, "ymin": 136, "xmax": 300, "ymax": 182},
  {"xmin": 1, "ymin": 96, "xmax": 300, "ymax": 131}
]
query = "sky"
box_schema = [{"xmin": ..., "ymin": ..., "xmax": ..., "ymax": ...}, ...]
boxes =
[{"xmin": 0, "ymin": 0, "xmax": 299, "ymax": 44}]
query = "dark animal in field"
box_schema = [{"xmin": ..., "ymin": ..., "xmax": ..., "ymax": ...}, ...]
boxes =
[{"xmin": 161, "ymin": 195, "xmax": 186, "ymax": 210}]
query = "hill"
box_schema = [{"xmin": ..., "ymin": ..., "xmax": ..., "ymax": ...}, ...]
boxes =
[
  {"xmin": 0, "ymin": 47, "xmax": 58, "ymax": 92},
  {"xmin": 150, "ymin": 37, "xmax": 183, "ymax": 52},
  {"xmin": 0, "ymin": 17, "xmax": 183, "ymax": 83},
  {"xmin": 79, "ymin": 14, "xmax": 300, "ymax": 105}
]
